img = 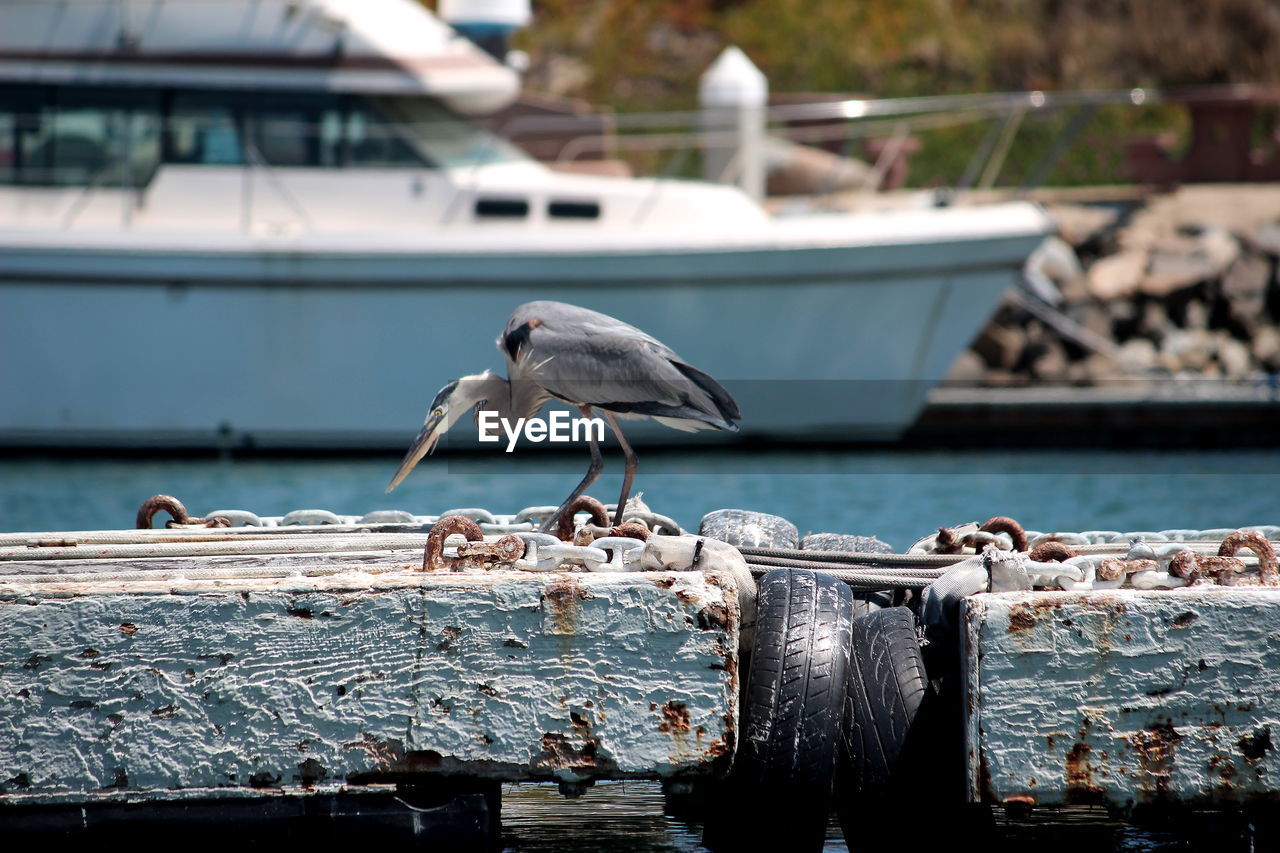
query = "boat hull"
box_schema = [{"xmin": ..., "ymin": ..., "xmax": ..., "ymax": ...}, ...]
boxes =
[{"xmin": 0, "ymin": 226, "xmax": 1043, "ymax": 449}]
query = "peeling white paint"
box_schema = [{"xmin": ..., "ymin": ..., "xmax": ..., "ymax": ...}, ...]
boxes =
[
  {"xmin": 0, "ymin": 569, "xmax": 738, "ymax": 803},
  {"xmin": 965, "ymin": 589, "xmax": 1280, "ymax": 807}
]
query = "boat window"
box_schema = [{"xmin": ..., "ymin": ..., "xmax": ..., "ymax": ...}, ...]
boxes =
[
  {"xmin": 250, "ymin": 108, "xmax": 316, "ymax": 167},
  {"xmin": 376, "ymin": 97, "xmax": 532, "ymax": 169},
  {"xmin": 343, "ymin": 103, "xmax": 427, "ymax": 167},
  {"xmin": 165, "ymin": 93, "xmax": 428, "ymax": 169},
  {"xmin": 475, "ymin": 197, "xmax": 530, "ymax": 218},
  {"xmin": 0, "ymin": 88, "xmax": 161, "ymax": 187},
  {"xmin": 167, "ymin": 99, "xmax": 245, "ymax": 165},
  {"xmin": 0, "ymin": 86, "xmax": 443, "ymax": 180},
  {"xmin": 0, "ymin": 114, "xmax": 16, "ymax": 185},
  {"xmin": 548, "ymin": 200, "xmax": 601, "ymax": 220}
]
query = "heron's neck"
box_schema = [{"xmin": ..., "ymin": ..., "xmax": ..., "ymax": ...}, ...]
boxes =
[
  {"xmin": 507, "ymin": 363, "xmax": 551, "ymax": 421},
  {"xmin": 457, "ymin": 372, "xmax": 514, "ymax": 423}
]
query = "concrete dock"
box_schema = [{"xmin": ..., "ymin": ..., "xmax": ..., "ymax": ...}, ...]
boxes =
[
  {"xmin": 0, "ymin": 523, "xmax": 739, "ymax": 812},
  {"xmin": 965, "ymin": 588, "xmax": 1280, "ymax": 808},
  {"xmin": 5, "ymin": 501, "xmax": 1280, "ymax": 849}
]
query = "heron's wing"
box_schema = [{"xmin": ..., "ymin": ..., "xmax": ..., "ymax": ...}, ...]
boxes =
[
  {"xmin": 498, "ymin": 301, "xmax": 666, "ymax": 360},
  {"xmin": 500, "ymin": 301, "xmax": 739, "ymax": 430}
]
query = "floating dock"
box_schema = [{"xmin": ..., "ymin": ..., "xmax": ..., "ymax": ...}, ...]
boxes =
[
  {"xmin": 967, "ymin": 588, "xmax": 1280, "ymax": 808},
  {"xmin": 0, "ymin": 501, "xmax": 742, "ymax": 843},
  {"xmin": 911, "ymin": 383, "xmax": 1280, "ymax": 447},
  {"xmin": 3, "ymin": 498, "xmax": 1279, "ymax": 847}
]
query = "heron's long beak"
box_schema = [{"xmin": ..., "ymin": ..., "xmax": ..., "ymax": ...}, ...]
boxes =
[{"xmin": 385, "ymin": 408, "xmax": 447, "ymax": 493}]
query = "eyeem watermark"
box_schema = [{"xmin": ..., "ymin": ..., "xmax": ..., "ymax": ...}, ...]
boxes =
[{"xmin": 478, "ymin": 410, "xmax": 605, "ymax": 452}]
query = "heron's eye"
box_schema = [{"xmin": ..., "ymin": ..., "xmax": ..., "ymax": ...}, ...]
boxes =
[{"xmin": 433, "ymin": 408, "xmax": 443, "ymax": 418}]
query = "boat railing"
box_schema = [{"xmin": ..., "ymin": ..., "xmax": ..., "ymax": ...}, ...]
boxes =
[
  {"xmin": 491, "ymin": 83, "xmax": 1274, "ymax": 204},
  {"xmin": 493, "ymin": 86, "xmax": 1167, "ymax": 199},
  {"xmin": 459, "ymin": 85, "xmax": 1176, "ymax": 224},
  {"xmin": 10, "ymin": 84, "xmax": 1273, "ymax": 230}
]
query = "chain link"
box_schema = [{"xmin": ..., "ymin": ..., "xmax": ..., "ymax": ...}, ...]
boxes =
[
  {"xmin": 144, "ymin": 503, "xmax": 687, "ymax": 538},
  {"xmin": 508, "ymin": 533, "xmax": 647, "ymax": 572}
]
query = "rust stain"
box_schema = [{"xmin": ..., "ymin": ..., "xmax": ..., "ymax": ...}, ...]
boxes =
[
  {"xmin": 343, "ymin": 734, "xmax": 406, "ymax": 770},
  {"xmin": 978, "ymin": 752, "xmax": 996, "ymax": 803},
  {"xmin": 1003, "ymin": 794, "xmax": 1036, "ymax": 808},
  {"xmin": 531, "ymin": 732, "xmax": 610, "ymax": 777},
  {"xmin": 652, "ymin": 577, "xmax": 675, "ymax": 589},
  {"xmin": 1127, "ymin": 722, "xmax": 1182, "ymax": 798},
  {"xmin": 119, "ymin": 623, "xmax": 138, "ymax": 636},
  {"xmin": 1081, "ymin": 596, "xmax": 1127, "ymax": 613},
  {"xmin": 696, "ymin": 603, "xmax": 729, "ymax": 632},
  {"xmin": 1065, "ymin": 742, "xmax": 1103, "ymax": 799},
  {"xmin": 1208, "ymin": 753, "xmax": 1239, "ymax": 782},
  {"xmin": 543, "ymin": 577, "xmax": 591, "ymax": 641},
  {"xmin": 658, "ymin": 702, "xmax": 692, "ymax": 734},
  {"xmin": 1008, "ymin": 602, "xmax": 1037, "ymax": 632},
  {"xmin": 709, "ymin": 637, "xmax": 739, "ymax": 696}
]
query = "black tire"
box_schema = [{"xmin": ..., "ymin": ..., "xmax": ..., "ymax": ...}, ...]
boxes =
[
  {"xmin": 849, "ymin": 590, "xmax": 893, "ymax": 619},
  {"xmin": 732, "ymin": 569, "xmax": 853, "ymax": 851},
  {"xmin": 837, "ymin": 606, "xmax": 930, "ymax": 850}
]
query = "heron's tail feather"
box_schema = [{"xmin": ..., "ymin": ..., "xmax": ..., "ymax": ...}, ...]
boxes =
[{"xmin": 672, "ymin": 361, "xmax": 740, "ymax": 430}]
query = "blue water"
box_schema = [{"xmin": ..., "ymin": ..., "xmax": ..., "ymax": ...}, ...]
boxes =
[{"xmin": 3, "ymin": 448, "xmax": 1278, "ymax": 545}]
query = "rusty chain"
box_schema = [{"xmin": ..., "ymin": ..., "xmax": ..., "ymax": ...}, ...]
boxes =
[
  {"xmin": 129, "ymin": 494, "xmax": 684, "ymax": 537},
  {"xmin": 125, "ymin": 496, "xmax": 1279, "ymax": 588},
  {"xmin": 420, "ymin": 522, "xmax": 649, "ymax": 573}
]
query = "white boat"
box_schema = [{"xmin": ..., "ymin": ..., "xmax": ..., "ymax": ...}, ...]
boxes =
[{"xmin": 0, "ymin": 0, "xmax": 1050, "ymax": 449}]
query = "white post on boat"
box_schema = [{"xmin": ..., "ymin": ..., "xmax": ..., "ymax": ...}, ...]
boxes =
[
  {"xmin": 438, "ymin": 0, "xmax": 531, "ymax": 65},
  {"xmin": 699, "ymin": 46, "xmax": 768, "ymax": 203}
]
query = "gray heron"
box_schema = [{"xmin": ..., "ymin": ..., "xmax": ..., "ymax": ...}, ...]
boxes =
[{"xmin": 386, "ymin": 300, "xmax": 740, "ymax": 531}]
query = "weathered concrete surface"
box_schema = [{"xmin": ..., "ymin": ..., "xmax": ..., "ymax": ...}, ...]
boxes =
[
  {"xmin": 0, "ymin": 569, "xmax": 738, "ymax": 804},
  {"xmin": 965, "ymin": 589, "xmax": 1280, "ymax": 808}
]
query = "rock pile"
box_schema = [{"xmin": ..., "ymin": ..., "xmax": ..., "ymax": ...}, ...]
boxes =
[{"xmin": 951, "ymin": 186, "xmax": 1280, "ymax": 385}]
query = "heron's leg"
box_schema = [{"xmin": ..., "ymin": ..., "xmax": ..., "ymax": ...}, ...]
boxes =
[
  {"xmin": 540, "ymin": 406, "xmax": 605, "ymax": 534},
  {"xmin": 601, "ymin": 411, "xmax": 638, "ymax": 527}
]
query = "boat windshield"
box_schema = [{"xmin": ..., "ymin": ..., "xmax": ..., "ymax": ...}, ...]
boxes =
[
  {"xmin": 0, "ymin": 86, "xmax": 529, "ymax": 187},
  {"xmin": 374, "ymin": 97, "xmax": 531, "ymax": 169}
]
